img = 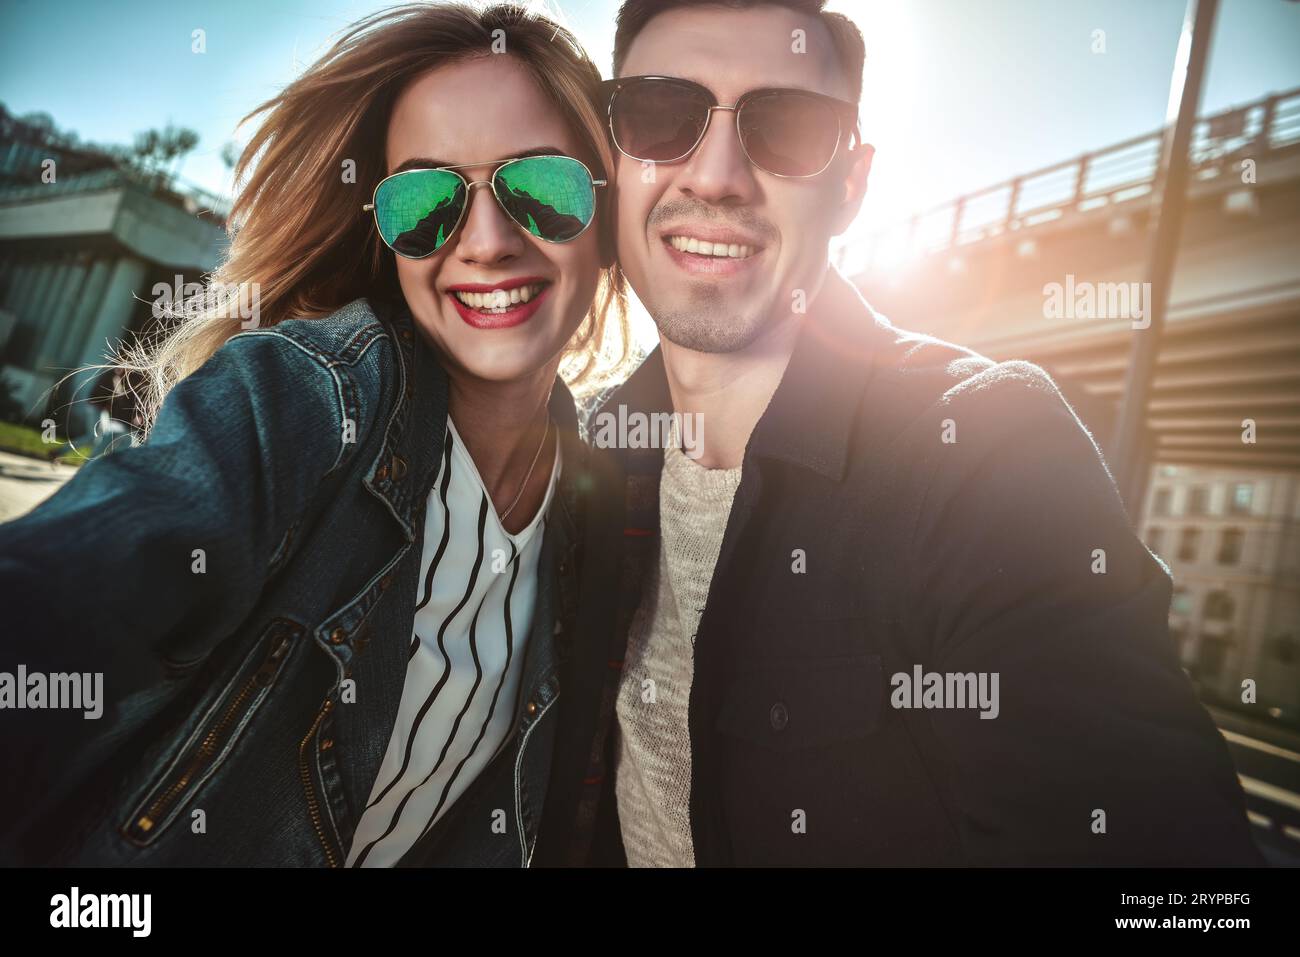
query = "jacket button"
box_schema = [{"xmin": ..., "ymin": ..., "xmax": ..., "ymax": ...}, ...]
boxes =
[
  {"xmin": 526, "ymin": 701, "xmax": 538, "ymax": 716},
  {"xmin": 376, "ymin": 463, "xmax": 389, "ymax": 482},
  {"xmin": 391, "ymin": 455, "xmax": 408, "ymax": 482},
  {"xmin": 329, "ymin": 628, "xmax": 346, "ymax": 644},
  {"xmin": 769, "ymin": 702, "xmax": 789, "ymax": 732}
]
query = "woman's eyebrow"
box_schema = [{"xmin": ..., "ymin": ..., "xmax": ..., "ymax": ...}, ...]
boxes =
[{"xmin": 390, "ymin": 146, "xmax": 570, "ymax": 175}]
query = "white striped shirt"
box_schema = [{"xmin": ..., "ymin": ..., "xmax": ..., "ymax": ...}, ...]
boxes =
[{"xmin": 346, "ymin": 418, "xmax": 560, "ymax": 867}]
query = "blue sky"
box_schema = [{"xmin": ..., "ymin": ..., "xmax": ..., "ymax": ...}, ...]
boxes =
[{"xmin": 2, "ymin": 0, "xmax": 1299, "ymax": 242}]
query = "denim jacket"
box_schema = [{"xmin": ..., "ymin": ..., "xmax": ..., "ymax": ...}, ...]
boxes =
[{"xmin": 0, "ymin": 296, "xmax": 585, "ymax": 867}]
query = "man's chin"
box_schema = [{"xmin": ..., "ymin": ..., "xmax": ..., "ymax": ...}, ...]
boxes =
[{"xmin": 652, "ymin": 302, "xmax": 783, "ymax": 355}]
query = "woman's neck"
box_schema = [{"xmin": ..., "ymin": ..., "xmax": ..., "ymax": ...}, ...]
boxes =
[{"xmin": 446, "ymin": 362, "xmax": 559, "ymax": 534}]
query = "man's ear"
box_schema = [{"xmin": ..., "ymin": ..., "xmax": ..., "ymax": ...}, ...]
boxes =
[{"xmin": 831, "ymin": 142, "xmax": 873, "ymax": 237}]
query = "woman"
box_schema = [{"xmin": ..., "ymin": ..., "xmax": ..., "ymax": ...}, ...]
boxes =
[{"xmin": 0, "ymin": 2, "xmax": 628, "ymax": 867}]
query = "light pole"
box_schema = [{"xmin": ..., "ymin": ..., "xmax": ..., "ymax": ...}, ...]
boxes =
[{"xmin": 1111, "ymin": 0, "xmax": 1221, "ymax": 517}]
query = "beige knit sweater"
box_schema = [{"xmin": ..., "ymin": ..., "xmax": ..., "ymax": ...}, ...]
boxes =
[{"xmin": 614, "ymin": 441, "xmax": 742, "ymax": 867}]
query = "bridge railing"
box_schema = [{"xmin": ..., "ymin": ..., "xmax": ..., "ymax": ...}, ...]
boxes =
[{"xmin": 839, "ymin": 86, "xmax": 1300, "ymax": 276}]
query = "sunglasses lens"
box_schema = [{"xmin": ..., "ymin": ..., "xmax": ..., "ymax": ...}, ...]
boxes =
[
  {"xmin": 373, "ymin": 169, "xmax": 466, "ymax": 257},
  {"xmin": 493, "ymin": 155, "xmax": 597, "ymax": 243},
  {"xmin": 739, "ymin": 92, "xmax": 842, "ymax": 176},
  {"xmin": 610, "ymin": 79, "xmax": 712, "ymax": 163}
]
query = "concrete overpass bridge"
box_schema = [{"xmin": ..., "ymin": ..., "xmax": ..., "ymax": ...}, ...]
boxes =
[{"xmin": 839, "ymin": 86, "xmax": 1300, "ymax": 477}]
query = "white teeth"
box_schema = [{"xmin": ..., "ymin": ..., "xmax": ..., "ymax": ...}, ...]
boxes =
[
  {"xmin": 667, "ymin": 235, "xmax": 756, "ymax": 259},
  {"xmin": 451, "ymin": 282, "xmax": 547, "ymax": 311}
]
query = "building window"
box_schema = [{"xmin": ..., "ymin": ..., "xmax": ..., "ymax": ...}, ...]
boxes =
[
  {"xmin": 1204, "ymin": 590, "xmax": 1235, "ymax": 622},
  {"xmin": 1146, "ymin": 527, "xmax": 1164, "ymax": 555},
  {"xmin": 1217, "ymin": 528, "xmax": 1243, "ymax": 565},
  {"xmin": 1230, "ymin": 483, "xmax": 1253, "ymax": 515},
  {"xmin": 1198, "ymin": 635, "xmax": 1231, "ymax": 678},
  {"xmin": 1171, "ymin": 586, "xmax": 1192, "ymax": 615},
  {"xmin": 1153, "ymin": 488, "xmax": 1172, "ymax": 517},
  {"xmin": 1177, "ymin": 527, "xmax": 1200, "ymax": 562},
  {"xmin": 1267, "ymin": 633, "xmax": 1297, "ymax": 664},
  {"xmin": 1188, "ymin": 485, "xmax": 1210, "ymax": 516}
]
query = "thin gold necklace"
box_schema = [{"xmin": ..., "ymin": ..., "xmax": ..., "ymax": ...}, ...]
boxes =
[{"xmin": 499, "ymin": 415, "xmax": 553, "ymax": 523}]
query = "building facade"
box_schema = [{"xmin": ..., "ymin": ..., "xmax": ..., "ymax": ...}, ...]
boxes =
[
  {"xmin": 1142, "ymin": 465, "xmax": 1300, "ymax": 723},
  {"xmin": 0, "ymin": 106, "xmax": 228, "ymax": 437}
]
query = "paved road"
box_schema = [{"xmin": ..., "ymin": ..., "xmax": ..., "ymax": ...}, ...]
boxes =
[{"xmin": 0, "ymin": 449, "xmax": 76, "ymax": 522}]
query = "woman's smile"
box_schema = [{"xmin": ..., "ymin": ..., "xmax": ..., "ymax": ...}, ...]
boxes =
[{"xmin": 445, "ymin": 276, "xmax": 554, "ymax": 329}]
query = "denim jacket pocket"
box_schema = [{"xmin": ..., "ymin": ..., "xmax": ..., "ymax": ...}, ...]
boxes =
[
  {"xmin": 715, "ymin": 653, "xmax": 883, "ymax": 752},
  {"xmin": 120, "ymin": 617, "xmax": 306, "ymax": 846}
]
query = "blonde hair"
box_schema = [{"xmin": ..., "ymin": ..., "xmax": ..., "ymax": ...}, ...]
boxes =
[{"xmin": 117, "ymin": 1, "xmax": 630, "ymax": 434}]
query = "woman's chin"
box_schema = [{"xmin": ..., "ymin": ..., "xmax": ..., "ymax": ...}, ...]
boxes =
[{"xmin": 439, "ymin": 338, "xmax": 567, "ymax": 386}]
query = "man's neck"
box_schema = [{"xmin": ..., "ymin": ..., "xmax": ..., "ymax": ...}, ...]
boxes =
[
  {"xmin": 657, "ymin": 265, "xmax": 837, "ymax": 470},
  {"xmin": 659, "ymin": 312, "xmax": 802, "ymax": 471}
]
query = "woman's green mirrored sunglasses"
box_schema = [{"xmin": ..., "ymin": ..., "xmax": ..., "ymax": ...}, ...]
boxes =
[{"xmin": 363, "ymin": 154, "xmax": 606, "ymax": 260}]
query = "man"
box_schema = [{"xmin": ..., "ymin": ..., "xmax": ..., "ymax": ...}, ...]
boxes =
[{"xmin": 535, "ymin": 0, "xmax": 1261, "ymax": 866}]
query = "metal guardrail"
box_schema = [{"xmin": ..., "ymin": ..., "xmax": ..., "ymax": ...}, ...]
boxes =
[{"xmin": 839, "ymin": 86, "xmax": 1300, "ymax": 275}]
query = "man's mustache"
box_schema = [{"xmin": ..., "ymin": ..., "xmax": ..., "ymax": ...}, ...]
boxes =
[{"xmin": 646, "ymin": 199, "xmax": 779, "ymax": 243}]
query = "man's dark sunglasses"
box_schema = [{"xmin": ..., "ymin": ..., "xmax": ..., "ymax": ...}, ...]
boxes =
[{"xmin": 601, "ymin": 75, "xmax": 861, "ymax": 179}]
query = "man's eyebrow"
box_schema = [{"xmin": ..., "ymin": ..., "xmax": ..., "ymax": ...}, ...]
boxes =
[{"xmin": 390, "ymin": 146, "xmax": 571, "ymax": 175}]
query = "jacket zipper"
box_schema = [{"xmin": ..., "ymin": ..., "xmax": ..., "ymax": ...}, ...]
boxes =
[
  {"xmin": 124, "ymin": 630, "xmax": 295, "ymax": 844},
  {"xmin": 299, "ymin": 697, "xmax": 340, "ymax": 867}
]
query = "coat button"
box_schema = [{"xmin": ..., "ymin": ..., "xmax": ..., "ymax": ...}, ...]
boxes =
[
  {"xmin": 526, "ymin": 701, "xmax": 538, "ymax": 716},
  {"xmin": 769, "ymin": 702, "xmax": 789, "ymax": 732},
  {"xmin": 376, "ymin": 463, "xmax": 389, "ymax": 482},
  {"xmin": 391, "ymin": 455, "xmax": 408, "ymax": 482},
  {"xmin": 329, "ymin": 628, "xmax": 346, "ymax": 644}
]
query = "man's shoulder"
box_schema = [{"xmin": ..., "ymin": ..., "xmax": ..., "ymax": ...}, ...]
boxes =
[{"xmin": 857, "ymin": 305, "xmax": 1070, "ymax": 434}]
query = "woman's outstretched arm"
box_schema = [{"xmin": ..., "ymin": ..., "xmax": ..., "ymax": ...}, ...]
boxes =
[{"xmin": 0, "ymin": 329, "xmax": 351, "ymax": 817}]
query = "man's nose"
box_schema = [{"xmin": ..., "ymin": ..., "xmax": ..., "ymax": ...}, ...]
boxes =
[{"xmin": 674, "ymin": 107, "xmax": 760, "ymax": 206}]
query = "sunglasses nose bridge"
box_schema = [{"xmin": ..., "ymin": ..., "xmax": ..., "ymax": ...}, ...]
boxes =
[{"xmin": 686, "ymin": 103, "xmax": 752, "ymax": 172}]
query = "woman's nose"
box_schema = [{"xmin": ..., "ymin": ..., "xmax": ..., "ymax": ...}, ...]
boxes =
[{"xmin": 453, "ymin": 182, "xmax": 526, "ymax": 266}]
